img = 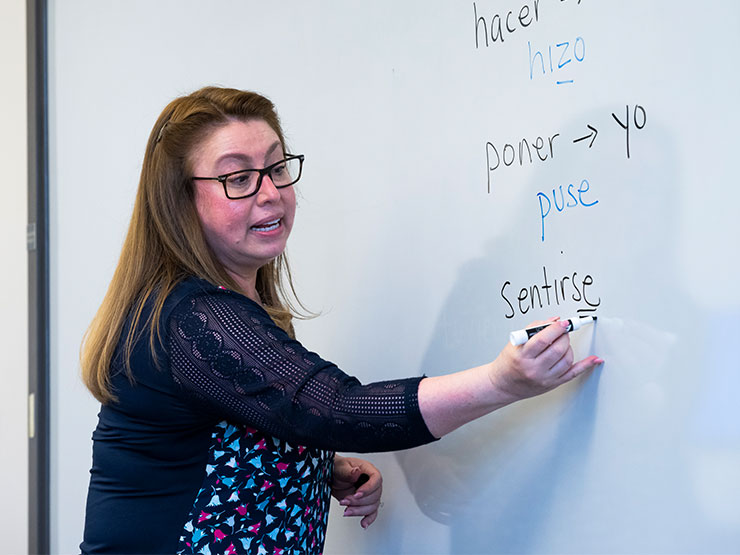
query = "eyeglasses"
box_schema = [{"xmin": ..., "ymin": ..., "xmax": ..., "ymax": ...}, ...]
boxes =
[{"xmin": 192, "ymin": 154, "xmax": 304, "ymax": 199}]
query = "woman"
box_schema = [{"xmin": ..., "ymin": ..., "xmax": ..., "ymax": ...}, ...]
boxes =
[{"xmin": 80, "ymin": 86, "xmax": 602, "ymax": 554}]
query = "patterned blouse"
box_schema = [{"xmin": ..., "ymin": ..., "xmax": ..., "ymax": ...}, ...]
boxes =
[{"xmin": 81, "ymin": 278, "xmax": 436, "ymax": 554}]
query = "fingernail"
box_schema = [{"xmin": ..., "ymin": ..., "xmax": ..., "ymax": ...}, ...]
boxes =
[
  {"xmin": 595, "ymin": 357, "xmax": 604, "ymax": 364},
  {"xmin": 560, "ymin": 320, "xmax": 570, "ymax": 328}
]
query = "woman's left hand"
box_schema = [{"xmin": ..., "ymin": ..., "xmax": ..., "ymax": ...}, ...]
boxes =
[{"xmin": 331, "ymin": 455, "xmax": 383, "ymax": 528}]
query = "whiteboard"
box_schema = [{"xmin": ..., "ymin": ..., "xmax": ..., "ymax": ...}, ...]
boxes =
[{"xmin": 49, "ymin": 1, "xmax": 740, "ymax": 553}]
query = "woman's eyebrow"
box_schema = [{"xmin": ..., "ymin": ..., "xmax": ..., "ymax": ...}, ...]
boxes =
[
  {"xmin": 265, "ymin": 140, "xmax": 282, "ymax": 158},
  {"xmin": 214, "ymin": 141, "xmax": 283, "ymax": 169}
]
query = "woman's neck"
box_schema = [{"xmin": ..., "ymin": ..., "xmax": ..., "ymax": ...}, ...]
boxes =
[{"xmin": 225, "ymin": 267, "xmax": 260, "ymax": 304}]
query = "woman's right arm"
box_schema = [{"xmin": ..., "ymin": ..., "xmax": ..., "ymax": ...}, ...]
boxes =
[
  {"xmin": 168, "ymin": 289, "xmax": 601, "ymax": 451},
  {"xmin": 418, "ymin": 319, "xmax": 603, "ymax": 439}
]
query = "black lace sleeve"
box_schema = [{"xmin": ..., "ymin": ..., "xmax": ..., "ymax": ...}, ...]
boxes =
[{"xmin": 167, "ymin": 287, "xmax": 438, "ymax": 453}]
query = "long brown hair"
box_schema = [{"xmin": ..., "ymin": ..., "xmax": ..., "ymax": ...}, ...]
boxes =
[{"xmin": 81, "ymin": 86, "xmax": 304, "ymax": 404}]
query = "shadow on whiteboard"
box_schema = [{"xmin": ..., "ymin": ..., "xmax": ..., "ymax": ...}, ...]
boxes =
[
  {"xmin": 350, "ymin": 93, "xmax": 736, "ymax": 554},
  {"xmin": 395, "ymin": 253, "xmax": 679, "ymax": 553}
]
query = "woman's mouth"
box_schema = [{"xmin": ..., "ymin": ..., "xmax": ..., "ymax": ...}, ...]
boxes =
[{"xmin": 250, "ymin": 218, "xmax": 281, "ymax": 232}]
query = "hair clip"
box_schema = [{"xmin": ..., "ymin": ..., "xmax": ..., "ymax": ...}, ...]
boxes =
[{"xmin": 155, "ymin": 121, "xmax": 169, "ymax": 144}]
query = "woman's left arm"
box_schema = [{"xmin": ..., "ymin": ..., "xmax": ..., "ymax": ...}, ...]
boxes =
[{"xmin": 331, "ymin": 455, "xmax": 383, "ymax": 528}]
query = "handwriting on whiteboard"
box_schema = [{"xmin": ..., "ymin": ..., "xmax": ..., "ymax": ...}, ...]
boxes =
[
  {"xmin": 500, "ymin": 265, "xmax": 601, "ymax": 319},
  {"xmin": 473, "ymin": 0, "xmax": 583, "ymax": 50},
  {"xmin": 528, "ymin": 37, "xmax": 586, "ymax": 85},
  {"xmin": 485, "ymin": 106, "xmax": 647, "ymax": 192},
  {"xmin": 484, "ymin": 105, "xmax": 647, "ymax": 241}
]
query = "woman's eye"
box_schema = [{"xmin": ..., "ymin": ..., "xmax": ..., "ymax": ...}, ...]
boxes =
[{"xmin": 228, "ymin": 173, "xmax": 252, "ymax": 188}]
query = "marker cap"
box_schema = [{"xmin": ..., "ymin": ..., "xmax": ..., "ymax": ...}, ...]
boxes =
[{"xmin": 509, "ymin": 329, "xmax": 529, "ymax": 346}]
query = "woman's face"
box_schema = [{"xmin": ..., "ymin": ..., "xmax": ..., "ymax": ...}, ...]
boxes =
[{"xmin": 190, "ymin": 119, "xmax": 296, "ymax": 279}]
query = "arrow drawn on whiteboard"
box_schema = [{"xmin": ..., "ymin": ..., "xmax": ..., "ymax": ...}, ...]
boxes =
[{"xmin": 573, "ymin": 125, "xmax": 598, "ymax": 148}]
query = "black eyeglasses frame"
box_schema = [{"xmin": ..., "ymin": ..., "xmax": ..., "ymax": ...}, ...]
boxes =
[{"xmin": 192, "ymin": 154, "xmax": 304, "ymax": 200}]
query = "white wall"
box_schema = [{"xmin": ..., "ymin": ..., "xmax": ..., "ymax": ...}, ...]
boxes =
[{"xmin": 0, "ymin": 0, "xmax": 29, "ymax": 553}]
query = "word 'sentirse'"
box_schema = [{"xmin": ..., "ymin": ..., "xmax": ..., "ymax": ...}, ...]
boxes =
[{"xmin": 500, "ymin": 266, "xmax": 601, "ymax": 319}]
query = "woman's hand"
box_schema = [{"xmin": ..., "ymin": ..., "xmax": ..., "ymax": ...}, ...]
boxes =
[
  {"xmin": 418, "ymin": 316, "xmax": 603, "ymax": 438},
  {"xmin": 490, "ymin": 317, "xmax": 603, "ymax": 402},
  {"xmin": 331, "ymin": 455, "xmax": 383, "ymax": 529}
]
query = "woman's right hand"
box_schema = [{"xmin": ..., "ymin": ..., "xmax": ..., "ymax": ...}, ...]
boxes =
[
  {"xmin": 418, "ymin": 316, "xmax": 603, "ymax": 439},
  {"xmin": 489, "ymin": 317, "xmax": 603, "ymax": 403}
]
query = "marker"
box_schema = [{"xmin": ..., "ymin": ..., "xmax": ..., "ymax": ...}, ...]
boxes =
[
  {"xmin": 510, "ymin": 316, "xmax": 597, "ymax": 346},
  {"xmin": 354, "ymin": 473, "xmax": 369, "ymax": 490}
]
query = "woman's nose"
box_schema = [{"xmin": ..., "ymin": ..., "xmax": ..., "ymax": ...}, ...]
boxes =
[{"xmin": 256, "ymin": 174, "xmax": 281, "ymax": 204}]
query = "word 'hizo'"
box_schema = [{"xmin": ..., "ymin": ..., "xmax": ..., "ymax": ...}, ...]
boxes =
[
  {"xmin": 538, "ymin": 178, "xmax": 598, "ymax": 242},
  {"xmin": 528, "ymin": 37, "xmax": 585, "ymax": 85},
  {"xmin": 501, "ymin": 265, "xmax": 601, "ymax": 319}
]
